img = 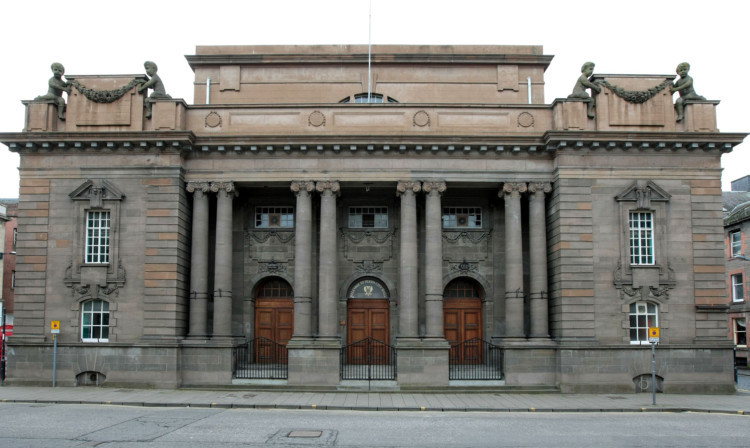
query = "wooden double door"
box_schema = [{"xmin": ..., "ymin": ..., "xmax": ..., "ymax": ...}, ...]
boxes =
[
  {"xmin": 444, "ymin": 297, "xmax": 482, "ymax": 364},
  {"xmin": 346, "ymin": 299, "xmax": 390, "ymax": 364},
  {"xmin": 254, "ymin": 279, "xmax": 294, "ymax": 363}
]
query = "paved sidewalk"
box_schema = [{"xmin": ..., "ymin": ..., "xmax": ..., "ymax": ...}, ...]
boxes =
[{"xmin": 2, "ymin": 386, "xmax": 750, "ymax": 414}]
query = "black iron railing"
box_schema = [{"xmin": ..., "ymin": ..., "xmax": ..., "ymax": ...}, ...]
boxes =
[
  {"xmin": 233, "ymin": 337, "xmax": 288, "ymax": 379},
  {"xmin": 449, "ymin": 337, "xmax": 504, "ymax": 380},
  {"xmin": 340, "ymin": 337, "xmax": 396, "ymax": 380}
]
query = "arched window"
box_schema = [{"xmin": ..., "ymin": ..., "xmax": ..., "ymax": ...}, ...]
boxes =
[
  {"xmin": 444, "ymin": 279, "xmax": 481, "ymax": 299},
  {"xmin": 629, "ymin": 301, "xmax": 658, "ymax": 345},
  {"xmin": 81, "ymin": 299, "xmax": 110, "ymax": 342},
  {"xmin": 339, "ymin": 93, "xmax": 399, "ymax": 103},
  {"xmin": 256, "ymin": 278, "xmax": 294, "ymax": 298}
]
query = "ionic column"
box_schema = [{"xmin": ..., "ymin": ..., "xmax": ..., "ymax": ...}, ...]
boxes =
[
  {"xmin": 423, "ymin": 181, "xmax": 446, "ymax": 338},
  {"xmin": 316, "ymin": 180, "xmax": 340, "ymax": 338},
  {"xmin": 398, "ymin": 181, "xmax": 421, "ymax": 338},
  {"xmin": 291, "ymin": 181, "xmax": 315, "ymax": 338},
  {"xmin": 211, "ymin": 181, "xmax": 235, "ymax": 338},
  {"xmin": 529, "ymin": 182, "xmax": 551, "ymax": 338},
  {"xmin": 501, "ymin": 182, "xmax": 527, "ymax": 338},
  {"xmin": 187, "ymin": 182, "xmax": 210, "ymax": 338}
]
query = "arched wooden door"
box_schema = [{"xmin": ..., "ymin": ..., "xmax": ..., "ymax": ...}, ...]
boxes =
[
  {"xmin": 346, "ymin": 278, "xmax": 390, "ymax": 364},
  {"xmin": 254, "ymin": 278, "xmax": 294, "ymax": 362},
  {"xmin": 443, "ymin": 278, "xmax": 482, "ymax": 363}
]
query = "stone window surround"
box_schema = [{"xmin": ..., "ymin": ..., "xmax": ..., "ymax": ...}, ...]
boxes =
[
  {"xmin": 628, "ymin": 211, "xmax": 655, "ymax": 266},
  {"xmin": 734, "ymin": 317, "xmax": 747, "ymax": 347},
  {"xmin": 621, "ymin": 297, "xmax": 669, "ymax": 345},
  {"xmin": 70, "ymin": 296, "xmax": 118, "ymax": 343},
  {"xmin": 730, "ymin": 271, "xmax": 745, "ymax": 302},
  {"xmin": 730, "ymin": 229, "xmax": 742, "ymax": 258},
  {"xmin": 347, "ymin": 206, "xmax": 389, "ymax": 229},
  {"xmin": 627, "ymin": 300, "xmax": 659, "ymax": 345},
  {"xmin": 79, "ymin": 299, "xmax": 111, "ymax": 342},
  {"xmin": 442, "ymin": 206, "xmax": 483, "ymax": 229}
]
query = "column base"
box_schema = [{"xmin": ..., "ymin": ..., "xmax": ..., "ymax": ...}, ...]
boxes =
[
  {"xmin": 287, "ymin": 337, "xmax": 341, "ymax": 386},
  {"xmin": 396, "ymin": 337, "xmax": 450, "ymax": 387}
]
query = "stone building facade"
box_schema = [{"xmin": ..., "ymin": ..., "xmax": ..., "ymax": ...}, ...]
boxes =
[
  {"xmin": 723, "ymin": 176, "xmax": 750, "ymax": 368},
  {"xmin": 1, "ymin": 45, "xmax": 745, "ymax": 392}
]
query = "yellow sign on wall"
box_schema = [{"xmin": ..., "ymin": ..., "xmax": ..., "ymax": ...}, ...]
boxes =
[
  {"xmin": 50, "ymin": 320, "xmax": 60, "ymax": 334},
  {"xmin": 648, "ymin": 327, "xmax": 659, "ymax": 343}
]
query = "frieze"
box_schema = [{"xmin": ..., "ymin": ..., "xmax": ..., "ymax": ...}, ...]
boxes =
[
  {"xmin": 442, "ymin": 230, "xmax": 491, "ymax": 262},
  {"xmin": 258, "ymin": 260, "xmax": 288, "ymax": 274},
  {"xmin": 70, "ymin": 78, "xmax": 143, "ymax": 104},
  {"xmin": 341, "ymin": 229, "xmax": 395, "ymax": 263},
  {"xmin": 449, "ymin": 260, "xmax": 478, "ymax": 274},
  {"xmin": 613, "ymin": 260, "xmax": 675, "ymax": 301},
  {"xmin": 354, "ymin": 260, "xmax": 384, "ymax": 274},
  {"xmin": 244, "ymin": 230, "xmax": 295, "ymax": 262}
]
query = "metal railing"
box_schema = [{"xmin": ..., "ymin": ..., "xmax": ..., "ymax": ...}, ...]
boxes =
[
  {"xmin": 340, "ymin": 337, "xmax": 396, "ymax": 380},
  {"xmin": 449, "ymin": 337, "xmax": 504, "ymax": 380},
  {"xmin": 233, "ymin": 337, "xmax": 288, "ymax": 379}
]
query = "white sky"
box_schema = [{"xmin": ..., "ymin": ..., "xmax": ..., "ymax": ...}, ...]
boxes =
[{"xmin": 1, "ymin": 0, "xmax": 747, "ymax": 198}]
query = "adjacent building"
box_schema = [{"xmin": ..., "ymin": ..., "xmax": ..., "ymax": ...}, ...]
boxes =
[
  {"xmin": 724, "ymin": 176, "xmax": 750, "ymax": 367},
  {"xmin": 0, "ymin": 45, "xmax": 745, "ymax": 392}
]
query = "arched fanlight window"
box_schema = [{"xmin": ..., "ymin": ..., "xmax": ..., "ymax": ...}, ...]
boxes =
[{"xmin": 339, "ymin": 93, "xmax": 399, "ymax": 103}]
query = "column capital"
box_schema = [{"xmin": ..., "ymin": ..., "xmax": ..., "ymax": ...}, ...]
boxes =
[
  {"xmin": 500, "ymin": 182, "xmax": 527, "ymax": 198},
  {"xmin": 315, "ymin": 180, "xmax": 340, "ymax": 195},
  {"xmin": 291, "ymin": 180, "xmax": 315, "ymax": 194},
  {"xmin": 422, "ymin": 181, "xmax": 447, "ymax": 195},
  {"xmin": 397, "ymin": 180, "xmax": 422, "ymax": 196},
  {"xmin": 528, "ymin": 182, "xmax": 552, "ymax": 194},
  {"xmin": 210, "ymin": 181, "xmax": 235, "ymax": 194},
  {"xmin": 186, "ymin": 181, "xmax": 210, "ymax": 193}
]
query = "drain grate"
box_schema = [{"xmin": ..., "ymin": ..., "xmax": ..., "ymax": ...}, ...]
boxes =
[
  {"xmin": 268, "ymin": 429, "xmax": 338, "ymax": 445},
  {"xmin": 288, "ymin": 430, "xmax": 323, "ymax": 438}
]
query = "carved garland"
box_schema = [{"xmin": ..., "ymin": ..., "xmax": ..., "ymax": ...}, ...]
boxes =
[
  {"xmin": 70, "ymin": 79, "xmax": 143, "ymax": 104},
  {"xmin": 597, "ymin": 79, "xmax": 673, "ymax": 104}
]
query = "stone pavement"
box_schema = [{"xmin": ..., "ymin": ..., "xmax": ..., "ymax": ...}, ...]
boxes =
[{"xmin": 2, "ymin": 385, "xmax": 750, "ymax": 414}]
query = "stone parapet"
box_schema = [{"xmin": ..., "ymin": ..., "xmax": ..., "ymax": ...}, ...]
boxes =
[
  {"xmin": 395, "ymin": 338, "xmax": 450, "ymax": 387},
  {"xmin": 287, "ymin": 338, "xmax": 341, "ymax": 386}
]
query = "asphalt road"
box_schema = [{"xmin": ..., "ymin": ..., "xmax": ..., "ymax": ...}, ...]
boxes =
[{"xmin": 0, "ymin": 403, "xmax": 749, "ymax": 447}]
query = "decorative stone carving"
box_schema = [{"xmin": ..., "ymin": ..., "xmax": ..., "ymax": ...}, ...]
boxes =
[
  {"xmin": 71, "ymin": 78, "xmax": 142, "ymax": 104},
  {"xmin": 598, "ymin": 79, "xmax": 672, "ymax": 104},
  {"xmin": 290, "ymin": 180, "xmax": 315, "ymax": 195},
  {"xmin": 210, "ymin": 181, "xmax": 235, "ymax": 193},
  {"xmin": 69, "ymin": 179, "xmax": 125, "ymax": 207},
  {"xmin": 442, "ymin": 231, "xmax": 491, "ymax": 262},
  {"xmin": 615, "ymin": 180, "xmax": 671, "ymax": 209},
  {"xmin": 669, "ymin": 62, "xmax": 705, "ymax": 122},
  {"xmin": 258, "ymin": 260, "xmax": 288, "ymax": 273},
  {"xmin": 567, "ymin": 61, "xmax": 601, "ymax": 118},
  {"xmin": 186, "ymin": 181, "xmax": 210, "ymax": 193},
  {"xmin": 137, "ymin": 61, "xmax": 171, "ymax": 119},
  {"xmin": 528, "ymin": 182, "xmax": 552, "ymax": 194},
  {"xmin": 449, "ymin": 260, "xmax": 478, "ymax": 275},
  {"xmin": 341, "ymin": 229, "xmax": 396, "ymax": 263},
  {"xmin": 413, "ymin": 110, "xmax": 430, "ymax": 127},
  {"xmin": 316, "ymin": 180, "xmax": 340, "ymax": 195},
  {"xmin": 308, "ymin": 110, "xmax": 326, "ymax": 127},
  {"xmin": 501, "ymin": 182, "xmax": 527, "ymax": 197},
  {"xmin": 422, "ymin": 181, "xmax": 446, "ymax": 194},
  {"xmin": 205, "ymin": 111, "xmax": 222, "ymax": 128},
  {"xmin": 396, "ymin": 180, "xmax": 421, "ymax": 196},
  {"xmin": 34, "ymin": 62, "xmax": 71, "ymax": 120},
  {"xmin": 245, "ymin": 230, "xmax": 295, "ymax": 262},
  {"xmin": 354, "ymin": 260, "xmax": 384, "ymax": 274},
  {"xmin": 65, "ymin": 259, "xmax": 126, "ymax": 300},
  {"xmin": 517, "ymin": 112, "xmax": 534, "ymax": 128}
]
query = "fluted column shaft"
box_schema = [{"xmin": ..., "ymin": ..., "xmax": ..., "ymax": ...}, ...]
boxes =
[
  {"xmin": 502, "ymin": 182, "xmax": 527, "ymax": 338},
  {"xmin": 317, "ymin": 181, "xmax": 339, "ymax": 338},
  {"xmin": 424, "ymin": 181, "xmax": 446, "ymax": 338},
  {"xmin": 291, "ymin": 181, "xmax": 315, "ymax": 338},
  {"xmin": 529, "ymin": 182, "xmax": 551, "ymax": 338},
  {"xmin": 187, "ymin": 182, "xmax": 210, "ymax": 338},
  {"xmin": 212, "ymin": 181, "xmax": 235, "ymax": 338},
  {"xmin": 398, "ymin": 181, "xmax": 421, "ymax": 338}
]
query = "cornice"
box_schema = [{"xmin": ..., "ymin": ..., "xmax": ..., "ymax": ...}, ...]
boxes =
[
  {"xmin": 544, "ymin": 130, "xmax": 747, "ymax": 153},
  {"xmin": 1, "ymin": 131, "xmax": 195, "ymax": 153},
  {"xmin": 186, "ymin": 53, "xmax": 554, "ymax": 68}
]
